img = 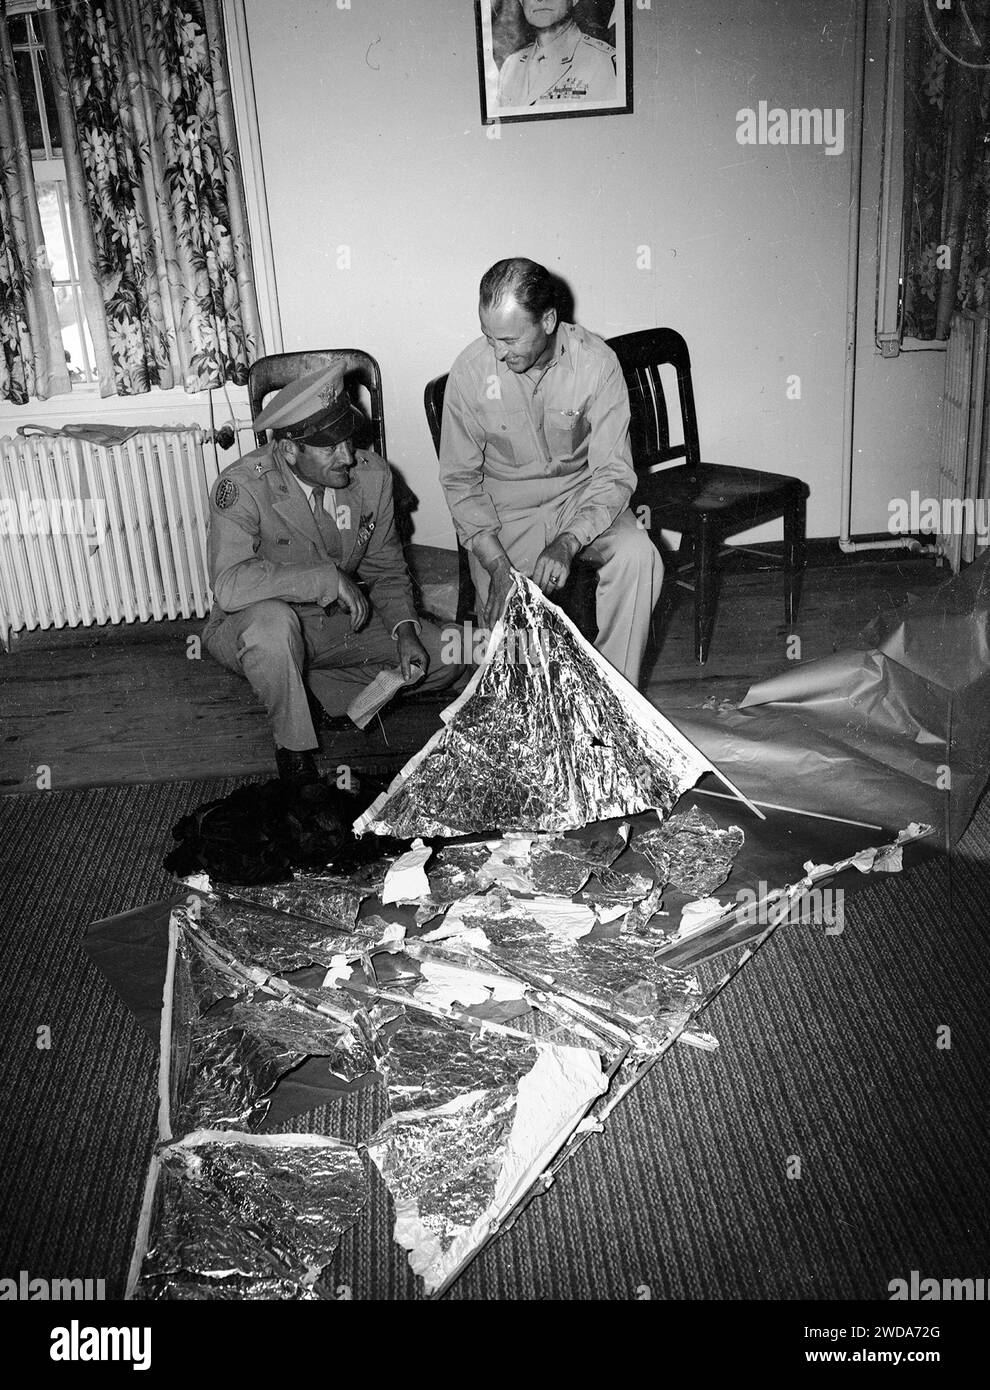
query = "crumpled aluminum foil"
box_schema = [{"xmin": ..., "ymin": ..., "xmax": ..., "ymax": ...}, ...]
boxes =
[
  {"xmin": 137, "ymin": 1133, "xmax": 368, "ymax": 1300},
  {"xmin": 174, "ymin": 993, "xmax": 376, "ymax": 1136},
  {"xmin": 635, "ymin": 806, "xmax": 745, "ymax": 896},
  {"xmin": 176, "ymin": 1016, "xmax": 304, "ymax": 1134},
  {"xmin": 186, "ymin": 890, "xmax": 395, "ymax": 976},
  {"xmin": 222, "ymin": 874, "xmax": 370, "ymax": 929},
  {"xmin": 354, "ymin": 575, "xmax": 713, "ymax": 838},
  {"xmin": 378, "ymin": 1011, "xmax": 540, "ymax": 1114},
  {"xmin": 368, "ymin": 1089, "xmax": 516, "ymax": 1254},
  {"xmin": 432, "ymin": 892, "xmax": 701, "ymax": 1046},
  {"xmin": 527, "ymin": 824, "xmax": 629, "ymax": 895}
]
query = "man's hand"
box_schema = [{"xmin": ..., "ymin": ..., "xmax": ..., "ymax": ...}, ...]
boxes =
[
  {"xmin": 335, "ymin": 571, "xmax": 370, "ymax": 632},
  {"xmin": 532, "ymin": 533, "xmax": 581, "ymax": 596},
  {"xmin": 483, "ymin": 559, "xmax": 515, "ymax": 631},
  {"xmin": 396, "ymin": 624, "xmax": 429, "ymax": 684}
]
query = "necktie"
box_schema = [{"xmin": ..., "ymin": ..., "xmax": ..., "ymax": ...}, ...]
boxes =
[{"xmin": 309, "ymin": 485, "xmax": 339, "ymax": 556}]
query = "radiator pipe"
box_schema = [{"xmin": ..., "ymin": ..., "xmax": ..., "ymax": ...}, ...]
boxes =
[{"xmin": 838, "ymin": 0, "xmax": 928, "ymax": 556}]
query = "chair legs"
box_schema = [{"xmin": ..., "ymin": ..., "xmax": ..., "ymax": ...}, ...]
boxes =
[
  {"xmin": 783, "ymin": 494, "xmax": 808, "ymax": 628},
  {"xmin": 694, "ymin": 519, "xmax": 717, "ymax": 664}
]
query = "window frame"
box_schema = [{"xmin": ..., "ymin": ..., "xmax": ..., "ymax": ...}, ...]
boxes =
[{"xmin": 0, "ymin": 0, "xmax": 281, "ymax": 417}]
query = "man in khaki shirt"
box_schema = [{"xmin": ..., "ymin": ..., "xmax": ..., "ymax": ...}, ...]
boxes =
[{"xmin": 439, "ymin": 257, "xmax": 663, "ymax": 686}]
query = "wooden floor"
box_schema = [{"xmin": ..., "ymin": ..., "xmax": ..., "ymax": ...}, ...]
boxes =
[{"xmin": 0, "ymin": 545, "xmax": 945, "ymax": 796}]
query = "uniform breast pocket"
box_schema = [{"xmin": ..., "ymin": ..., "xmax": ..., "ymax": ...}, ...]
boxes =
[
  {"xmin": 480, "ymin": 404, "xmax": 530, "ymax": 469},
  {"xmin": 545, "ymin": 408, "xmax": 588, "ymax": 460}
]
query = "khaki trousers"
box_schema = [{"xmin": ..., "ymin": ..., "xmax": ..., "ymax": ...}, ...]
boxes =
[{"xmin": 206, "ymin": 601, "xmax": 460, "ymax": 750}]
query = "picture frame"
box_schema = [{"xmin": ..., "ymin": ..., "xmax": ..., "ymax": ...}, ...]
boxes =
[{"xmin": 475, "ymin": 1, "xmax": 633, "ymax": 125}]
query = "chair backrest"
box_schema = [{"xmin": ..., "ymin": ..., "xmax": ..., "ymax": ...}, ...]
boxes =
[
  {"xmin": 247, "ymin": 349, "xmax": 387, "ymax": 456},
  {"xmin": 606, "ymin": 328, "xmax": 701, "ymax": 471},
  {"xmin": 423, "ymin": 373, "xmax": 448, "ymax": 458}
]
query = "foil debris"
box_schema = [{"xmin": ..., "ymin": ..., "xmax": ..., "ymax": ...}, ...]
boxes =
[
  {"xmin": 421, "ymin": 889, "xmax": 701, "ymax": 1046},
  {"xmin": 378, "ymin": 1012, "xmax": 540, "ymax": 1114},
  {"xmin": 354, "ymin": 574, "xmax": 714, "ymax": 838},
  {"xmin": 186, "ymin": 890, "xmax": 396, "ymax": 976},
  {"xmin": 176, "ymin": 1014, "xmax": 305, "ymax": 1134},
  {"xmin": 137, "ymin": 1131, "xmax": 368, "ymax": 1300},
  {"xmin": 370, "ymin": 1043, "xmax": 608, "ymax": 1294},
  {"xmin": 219, "ymin": 874, "xmax": 368, "ymax": 930},
  {"xmin": 636, "ymin": 806, "xmax": 745, "ymax": 896},
  {"xmin": 368, "ymin": 1090, "xmax": 516, "ymax": 1262}
]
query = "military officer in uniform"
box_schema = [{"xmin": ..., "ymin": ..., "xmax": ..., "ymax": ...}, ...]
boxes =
[
  {"xmin": 204, "ymin": 362, "xmax": 460, "ymax": 784},
  {"xmin": 497, "ymin": 1, "xmax": 617, "ymax": 107}
]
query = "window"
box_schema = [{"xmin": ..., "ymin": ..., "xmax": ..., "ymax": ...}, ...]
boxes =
[
  {"xmin": 10, "ymin": 11, "xmax": 98, "ymax": 384},
  {"xmin": 0, "ymin": 0, "xmax": 277, "ymax": 407}
]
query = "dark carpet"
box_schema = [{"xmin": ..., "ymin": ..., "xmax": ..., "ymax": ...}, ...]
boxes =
[{"xmin": 1, "ymin": 779, "xmax": 988, "ymax": 1301}]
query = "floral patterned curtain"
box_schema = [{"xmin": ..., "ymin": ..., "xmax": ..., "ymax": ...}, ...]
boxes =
[
  {"xmin": 0, "ymin": 16, "xmax": 71, "ymax": 403},
  {"xmin": 48, "ymin": 0, "xmax": 262, "ymax": 396},
  {"xmin": 902, "ymin": 0, "xmax": 990, "ymax": 340}
]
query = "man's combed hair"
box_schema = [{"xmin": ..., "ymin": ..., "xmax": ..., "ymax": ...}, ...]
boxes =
[{"xmin": 479, "ymin": 258, "xmax": 558, "ymax": 319}]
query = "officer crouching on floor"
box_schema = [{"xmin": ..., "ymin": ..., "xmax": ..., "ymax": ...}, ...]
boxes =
[{"xmin": 203, "ymin": 360, "xmax": 461, "ymax": 784}]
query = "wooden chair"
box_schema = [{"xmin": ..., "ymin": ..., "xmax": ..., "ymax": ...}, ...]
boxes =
[
  {"xmin": 248, "ymin": 349, "xmax": 386, "ymax": 456},
  {"xmin": 423, "ymin": 372, "xmax": 598, "ymax": 634},
  {"xmin": 607, "ymin": 328, "xmax": 809, "ymax": 664}
]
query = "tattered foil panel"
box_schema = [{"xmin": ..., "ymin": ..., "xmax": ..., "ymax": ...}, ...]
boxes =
[
  {"xmin": 427, "ymin": 843, "xmax": 493, "ymax": 901},
  {"xmin": 137, "ymin": 1274, "xmax": 315, "ymax": 1300},
  {"xmin": 137, "ymin": 1135, "xmax": 367, "ymax": 1299},
  {"xmin": 175, "ymin": 1019, "xmax": 303, "ymax": 1134},
  {"xmin": 436, "ymin": 892, "xmax": 701, "ymax": 1043},
  {"xmin": 190, "ymin": 892, "xmax": 390, "ymax": 974},
  {"xmin": 378, "ymin": 1012, "xmax": 539, "ymax": 1115},
  {"xmin": 173, "ymin": 981, "xmax": 377, "ymax": 1134},
  {"xmin": 527, "ymin": 824, "xmax": 629, "ymax": 896},
  {"xmin": 220, "ymin": 875, "xmax": 368, "ymax": 931},
  {"xmin": 587, "ymin": 868, "xmax": 655, "ymax": 903},
  {"xmin": 198, "ymin": 997, "xmax": 375, "ymax": 1093},
  {"xmin": 369, "ymin": 1091, "xmax": 515, "ymax": 1249},
  {"xmin": 355, "ymin": 575, "xmax": 713, "ymax": 838},
  {"xmin": 623, "ymin": 885, "xmax": 670, "ymax": 939},
  {"xmin": 174, "ymin": 905, "xmax": 249, "ymax": 1012},
  {"xmin": 636, "ymin": 806, "xmax": 745, "ymax": 896}
]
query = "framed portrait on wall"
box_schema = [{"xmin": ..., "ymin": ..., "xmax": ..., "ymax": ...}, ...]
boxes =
[{"xmin": 475, "ymin": 1, "xmax": 633, "ymax": 124}]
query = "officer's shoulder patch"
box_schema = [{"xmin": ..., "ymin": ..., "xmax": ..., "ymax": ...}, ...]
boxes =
[
  {"xmin": 582, "ymin": 35, "xmax": 614, "ymax": 53},
  {"xmin": 214, "ymin": 478, "xmax": 239, "ymax": 510}
]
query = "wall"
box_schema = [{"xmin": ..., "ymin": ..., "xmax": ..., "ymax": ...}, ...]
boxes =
[{"xmin": 0, "ymin": 0, "xmax": 945, "ymax": 551}]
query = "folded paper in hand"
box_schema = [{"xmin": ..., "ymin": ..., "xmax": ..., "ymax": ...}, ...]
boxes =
[{"xmin": 347, "ymin": 666, "xmax": 407, "ymax": 729}]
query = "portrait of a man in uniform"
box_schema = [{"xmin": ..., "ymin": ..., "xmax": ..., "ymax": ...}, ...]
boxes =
[{"xmin": 476, "ymin": 0, "xmax": 632, "ymax": 123}]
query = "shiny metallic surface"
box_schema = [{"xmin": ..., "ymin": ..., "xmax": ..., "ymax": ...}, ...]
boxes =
[
  {"xmin": 379, "ymin": 1011, "xmax": 540, "ymax": 1113},
  {"xmin": 368, "ymin": 1091, "xmax": 515, "ymax": 1250},
  {"xmin": 187, "ymin": 890, "xmax": 394, "ymax": 974},
  {"xmin": 223, "ymin": 874, "xmax": 371, "ymax": 928},
  {"xmin": 137, "ymin": 1134, "xmax": 368, "ymax": 1299},
  {"xmin": 635, "ymin": 806, "xmax": 745, "ymax": 896},
  {"xmin": 357, "ymin": 580, "xmax": 711, "ymax": 837}
]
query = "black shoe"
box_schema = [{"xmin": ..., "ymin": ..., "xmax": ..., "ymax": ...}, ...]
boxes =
[
  {"xmin": 274, "ymin": 746, "xmax": 320, "ymax": 785},
  {"xmin": 320, "ymin": 714, "xmax": 359, "ymax": 733}
]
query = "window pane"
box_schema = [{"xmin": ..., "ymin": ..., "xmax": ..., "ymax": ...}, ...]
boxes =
[
  {"xmin": 36, "ymin": 181, "xmax": 71, "ymax": 281},
  {"xmin": 54, "ymin": 287, "xmax": 90, "ymax": 382}
]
